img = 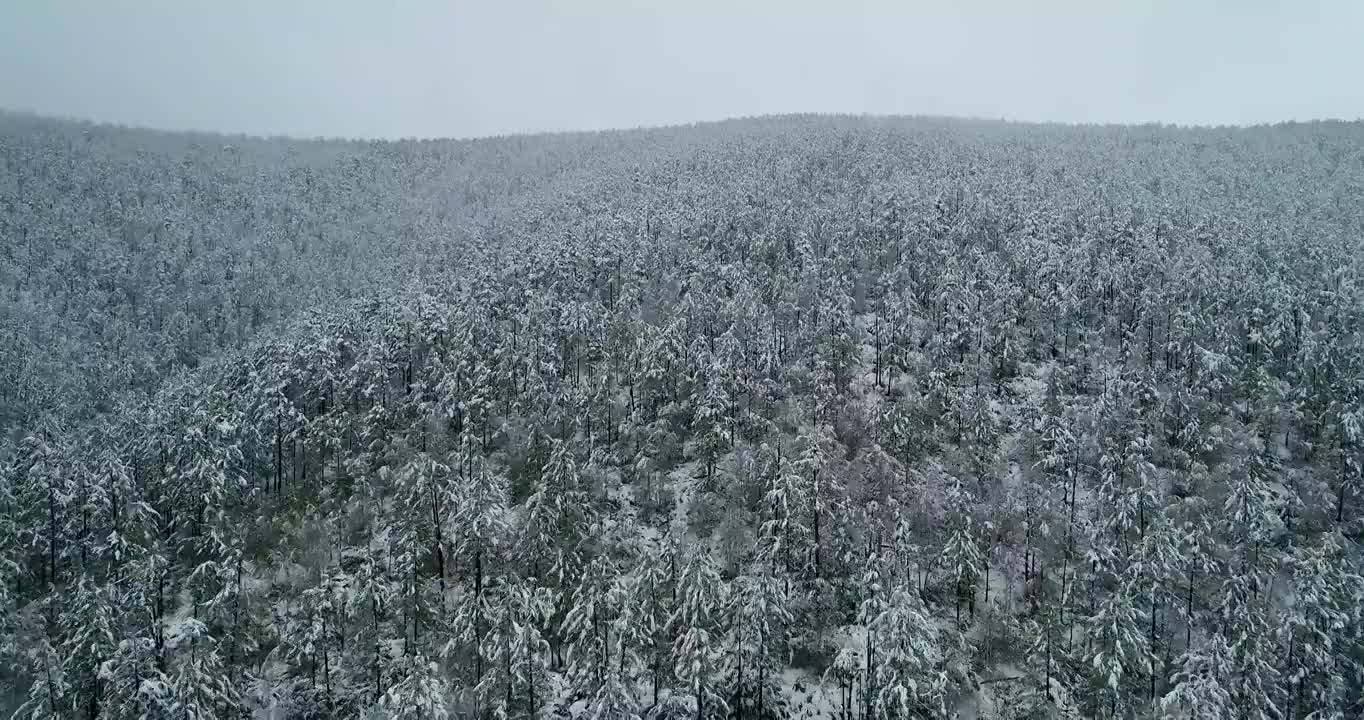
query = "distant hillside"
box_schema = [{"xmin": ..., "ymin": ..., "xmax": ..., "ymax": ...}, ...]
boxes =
[{"xmin": 0, "ymin": 110, "xmax": 662, "ymax": 439}]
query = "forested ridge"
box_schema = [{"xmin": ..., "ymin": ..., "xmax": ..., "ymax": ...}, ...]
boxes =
[
  {"xmin": 0, "ymin": 109, "xmax": 647, "ymax": 438},
  {"xmin": 2, "ymin": 113, "xmax": 1363, "ymax": 719}
]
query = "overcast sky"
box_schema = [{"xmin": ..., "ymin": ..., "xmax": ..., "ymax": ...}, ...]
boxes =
[{"xmin": 2, "ymin": 1, "xmax": 1361, "ymax": 139}]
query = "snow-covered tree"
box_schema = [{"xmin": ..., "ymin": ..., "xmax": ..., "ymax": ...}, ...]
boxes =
[
  {"xmin": 726, "ymin": 568, "xmax": 791, "ymax": 719},
  {"xmin": 377, "ymin": 653, "xmax": 450, "ymax": 720},
  {"xmin": 670, "ymin": 543, "xmax": 728, "ymax": 720},
  {"xmin": 159, "ymin": 616, "xmax": 239, "ymax": 720},
  {"xmin": 866, "ymin": 583, "xmax": 946, "ymax": 718}
]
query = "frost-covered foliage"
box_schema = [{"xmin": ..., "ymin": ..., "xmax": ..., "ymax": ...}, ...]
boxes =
[{"xmin": 4, "ymin": 112, "xmax": 1364, "ymax": 718}]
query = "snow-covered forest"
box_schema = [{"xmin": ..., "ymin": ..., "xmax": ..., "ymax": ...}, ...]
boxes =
[{"xmin": 2, "ymin": 111, "xmax": 1363, "ymax": 719}]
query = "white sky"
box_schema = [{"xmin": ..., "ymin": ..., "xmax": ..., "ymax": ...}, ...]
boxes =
[{"xmin": 2, "ymin": 1, "xmax": 1361, "ymax": 139}]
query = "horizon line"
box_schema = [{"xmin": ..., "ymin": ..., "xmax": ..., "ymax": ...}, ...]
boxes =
[{"xmin": 4, "ymin": 106, "xmax": 1362, "ymax": 144}]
